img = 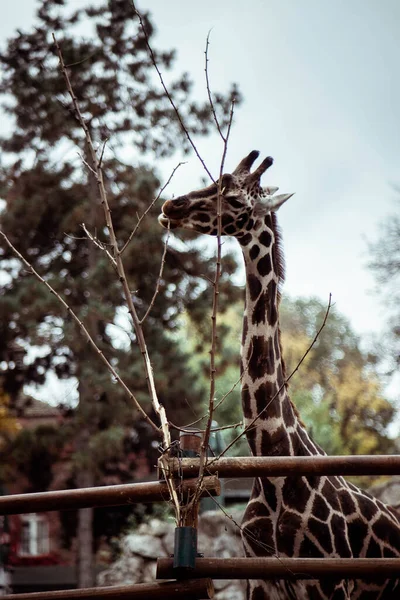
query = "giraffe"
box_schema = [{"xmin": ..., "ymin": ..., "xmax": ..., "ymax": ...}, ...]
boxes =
[{"xmin": 158, "ymin": 151, "xmax": 400, "ymax": 599}]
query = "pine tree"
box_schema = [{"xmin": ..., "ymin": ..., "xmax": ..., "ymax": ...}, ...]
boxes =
[{"xmin": 0, "ymin": 0, "xmax": 240, "ymax": 585}]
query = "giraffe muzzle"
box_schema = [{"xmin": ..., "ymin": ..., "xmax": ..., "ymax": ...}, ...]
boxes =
[
  {"xmin": 158, "ymin": 213, "xmax": 181, "ymax": 229},
  {"xmin": 158, "ymin": 197, "xmax": 191, "ymax": 228}
]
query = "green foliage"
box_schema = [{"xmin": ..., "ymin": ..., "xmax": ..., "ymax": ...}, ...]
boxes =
[
  {"xmin": 11, "ymin": 424, "xmax": 65, "ymax": 491},
  {"xmin": 180, "ymin": 296, "xmax": 397, "ymax": 457},
  {"xmin": 281, "ymin": 297, "xmax": 396, "ymax": 456}
]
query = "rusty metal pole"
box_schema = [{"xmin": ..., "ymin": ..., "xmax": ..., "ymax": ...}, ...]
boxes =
[
  {"xmin": 1, "ymin": 578, "xmax": 215, "ymax": 599},
  {"xmin": 157, "ymin": 557, "xmax": 400, "ymax": 580},
  {"xmin": 0, "ymin": 477, "xmax": 220, "ymax": 515}
]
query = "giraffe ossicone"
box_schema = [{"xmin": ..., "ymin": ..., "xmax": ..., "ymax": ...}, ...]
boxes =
[{"xmin": 159, "ymin": 151, "xmax": 400, "ymax": 600}]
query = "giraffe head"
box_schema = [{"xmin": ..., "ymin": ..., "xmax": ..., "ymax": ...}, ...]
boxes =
[{"xmin": 158, "ymin": 150, "xmax": 293, "ymax": 237}]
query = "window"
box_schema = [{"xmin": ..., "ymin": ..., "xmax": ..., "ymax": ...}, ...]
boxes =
[{"xmin": 19, "ymin": 514, "xmax": 50, "ymax": 556}]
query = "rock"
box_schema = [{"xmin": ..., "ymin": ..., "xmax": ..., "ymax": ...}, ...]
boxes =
[
  {"xmin": 137, "ymin": 517, "xmax": 171, "ymax": 537},
  {"xmin": 98, "ymin": 510, "xmax": 246, "ymax": 599},
  {"xmin": 216, "ymin": 582, "xmax": 247, "ymax": 600},
  {"xmin": 124, "ymin": 533, "xmax": 167, "ymax": 559},
  {"xmin": 142, "ymin": 560, "xmax": 157, "ymax": 583},
  {"xmin": 369, "ymin": 477, "xmax": 400, "ymax": 510},
  {"xmin": 97, "ymin": 555, "xmax": 143, "ymax": 586}
]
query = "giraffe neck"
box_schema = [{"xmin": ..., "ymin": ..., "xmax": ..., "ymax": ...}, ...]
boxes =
[{"xmin": 239, "ymin": 214, "xmax": 319, "ymax": 458}]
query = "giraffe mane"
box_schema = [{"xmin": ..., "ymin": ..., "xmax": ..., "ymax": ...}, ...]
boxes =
[
  {"xmin": 270, "ymin": 212, "xmax": 285, "ymax": 292},
  {"xmin": 270, "ymin": 211, "xmax": 304, "ymax": 422}
]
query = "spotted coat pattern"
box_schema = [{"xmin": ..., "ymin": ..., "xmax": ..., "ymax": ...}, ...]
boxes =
[{"xmin": 159, "ymin": 151, "xmax": 400, "ymax": 599}]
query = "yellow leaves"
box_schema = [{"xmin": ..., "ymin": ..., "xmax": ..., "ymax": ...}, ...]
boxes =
[
  {"xmin": 329, "ymin": 364, "xmax": 394, "ymax": 455},
  {"xmin": 0, "ymin": 390, "xmax": 20, "ymax": 451},
  {"xmin": 280, "ymin": 298, "xmax": 396, "ymax": 457},
  {"xmin": 281, "ymin": 329, "xmax": 316, "ymax": 390}
]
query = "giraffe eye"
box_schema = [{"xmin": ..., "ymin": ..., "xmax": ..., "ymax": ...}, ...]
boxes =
[{"xmin": 226, "ymin": 196, "xmax": 242, "ymax": 209}]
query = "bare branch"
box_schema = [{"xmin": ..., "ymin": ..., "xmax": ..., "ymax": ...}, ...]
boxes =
[
  {"xmin": 168, "ymin": 421, "xmax": 243, "ymax": 434},
  {"xmin": 204, "ymin": 492, "xmax": 300, "ymax": 577},
  {"xmin": 201, "ymin": 99, "xmax": 236, "ymax": 447},
  {"xmin": 174, "ymin": 339, "xmax": 253, "ymax": 430},
  {"xmin": 140, "ymin": 221, "xmax": 170, "ymax": 324},
  {"xmin": 188, "ymin": 97, "xmax": 236, "ymax": 512},
  {"xmin": 52, "ymin": 34, "xmax": 181, "ymax": 521},
  {"xmin": 204, "ymin": 31, "xmax": 225, "ymax": 141},
  {"xmin": 81, "ymin": 223, "xmax": 117, "ymax": 268},
  {"xmin": 0, "ymin": 229, "xmax": 159, "ymax": 435},
  {"xmin": 98, "ymin": 137, "xmax": 109, "ymax": 168},
  {"xmin": 120, "ymin": 161, "xmax": 184, "ymax": 256},
  {"xmin": 134, "ymin": 7, "xmax": 215, "ymax": 183},
  {"xmin": 215, "ymin": 294, "xmax": 333, "ymax": 460}
]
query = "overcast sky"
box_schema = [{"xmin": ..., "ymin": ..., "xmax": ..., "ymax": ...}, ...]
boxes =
[{"xmin": 1, "ymin": 0, "xmax": 399, "ymax": 345}]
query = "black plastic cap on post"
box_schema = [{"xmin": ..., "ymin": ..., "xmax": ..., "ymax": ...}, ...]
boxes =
[{"xmin": 173, "ymin": 526, "xmax": 198, "ymax": 570}]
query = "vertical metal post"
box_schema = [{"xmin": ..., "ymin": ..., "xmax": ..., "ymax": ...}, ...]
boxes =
[{"xmin": 173, "ymin": 430, "xmax": 202, "ymax": 570}]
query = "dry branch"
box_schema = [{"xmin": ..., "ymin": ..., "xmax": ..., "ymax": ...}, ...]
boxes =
[
  {"xmin": 134, "ymin": 6, "xmax": 214, "ymax": 182},
  {"xmin": 0, "ymin": 230, "xmax": 156, "ymax": 434},
  {"xmin": 139, "ymin": 221, "xmax": 170, "ymax": 324},
  {"xmin": 217, "ymin": 293, "xmax": 333, "ymax": 458},
  {"xmin": 52, "ymin": 34, "xmax": 182, "ymax": 520},
  {"xmin": 196, "ymin": 97, "xmax": 235, "ymax": 504},
  {"xmin": 134, "ymin": 5, "xmax": 240, "ymax": 528},
  {"xmin": 120, "ymin": 161, "xmax": 185, "ymax": 256},
  {"xmin": 204, "ymin": 31, "xmax": 225, "ymax": 141}
]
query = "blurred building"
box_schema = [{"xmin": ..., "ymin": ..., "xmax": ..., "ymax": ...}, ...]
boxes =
[
  {"xmin": 3, "ymin": 398, "xmax": 75, "ymax": 593},
  {"xmin": 3, "ymin": 397, "xmax": 154, "ymax": 593}
]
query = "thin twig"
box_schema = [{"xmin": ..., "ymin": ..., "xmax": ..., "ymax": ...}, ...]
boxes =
[
  {"xmin": 174, "ymin": 338, "xmax": 253, "ymax": 430},
  {"xmin": 206, "ymin": 493, "xmax": 277, "ymax": 557},
  {"xmin": 204, "ymin": 30, "xmax": 225, "ymax": 141},
  {"xmin": 119, "ymin": 161, "xmax": 184, "ymax": 256},
  {"xmin": 81, "ymin": 223, "xmax": 117, "ymax": 267},
  {"xmin": 134, "ymin": 6, "xmax": 215, "ymax": 183},
  {"xmin": 0, "ymin": 229, "xmax": 158, "ymax": 434},
  {"xmin": 191, "ymin": 97, "xmax": 236, "ymax": 510},
  {"xmin": 52, "ymin": 34, "xmax": 181, "ymax": 522},
  {"xmin": 214, "ymin": 294, "xmax": 333, "ymax": 460},
  {"xmin": 168, "ymin": 421, "xmax": 243, "ymax": 434},
  {"xmin": 98, "ymin": 137, "xmax": 109, "ymax": 168},
  {"xmin": 205, "ymin": 492, "xmax": 298, "ymax": 580},
  {"xmin": 140, "ymin": 221, "xmax": 170, "ymax": 324}
]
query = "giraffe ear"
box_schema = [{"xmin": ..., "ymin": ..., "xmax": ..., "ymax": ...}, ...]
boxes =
[
  {"xmin": 268, "ymin": 193, "xmax": 294, "ymax": 212},
  {"xmin": 255, "ymin": 193, "xmax": 294, "ymax": 216},
  {"xmin": 263, "ymin": 186, "xmax": 279, "ymax": 195}
]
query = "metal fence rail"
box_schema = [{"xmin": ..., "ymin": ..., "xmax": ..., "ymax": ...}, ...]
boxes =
[
  {"xmin": 157, "ymin": 557, "xmax": 400, "ymax": 580},
  {"xmin": 3, "ymin": 456, "xmax": 399, "ymax": 518},
  {"xmin": 169, "ymin": 455, "xmax": 400, "ymax": 478},
  {"xmin": 2, "ymin": 455, "xmax": 400, "ymax": 596},
  {"xmin": 1, "ymin": 579, "xmax": 214, "ymax": 600},
  {"xmin": 0, "ymin": 476, "xmax": 220, "ymax": 515}
]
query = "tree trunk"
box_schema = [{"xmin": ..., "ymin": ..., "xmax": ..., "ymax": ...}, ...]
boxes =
[
  {"xmin": 76, "ymin": 144, "xmax": 102, "ymax": 588},
  {"xmin": 76, "ymin": 460, "xmax": 95, "ymax": 588}
]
